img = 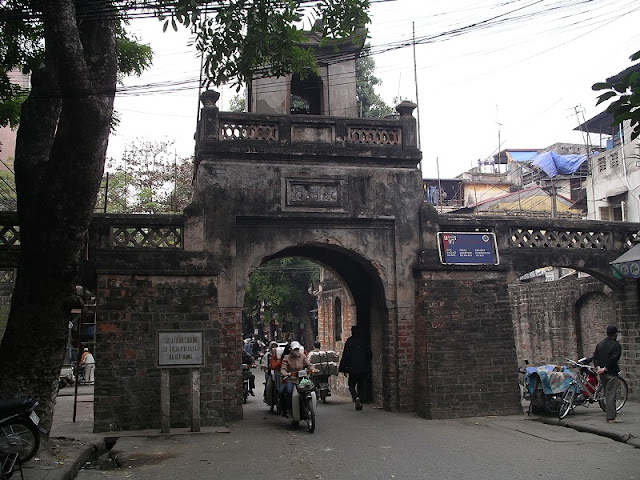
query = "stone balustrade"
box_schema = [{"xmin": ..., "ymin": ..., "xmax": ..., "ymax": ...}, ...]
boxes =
[{"xmin": 195, "ymin": 90, "xmax": 421, "ymax": 168}]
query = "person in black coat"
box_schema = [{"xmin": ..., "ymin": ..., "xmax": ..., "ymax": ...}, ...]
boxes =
[
  {"xmin": 587, "ymin": 325, "xmax": 622, "ymax": 423},
  {"xmin": 338, "ymin": 325, "xmax": 372, "ymax": 411}
]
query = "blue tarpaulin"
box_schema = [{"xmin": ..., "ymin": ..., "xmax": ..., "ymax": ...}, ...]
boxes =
[{"xmin": 532, "ymin": 151, "xmax": 587, "ymax": 177}]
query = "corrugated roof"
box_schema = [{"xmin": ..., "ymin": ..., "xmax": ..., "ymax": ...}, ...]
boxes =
[{"xmin": 509, "ymin": 151, "xmax": 538, "ymax": 162}]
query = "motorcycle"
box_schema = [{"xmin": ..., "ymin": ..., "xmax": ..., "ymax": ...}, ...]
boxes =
[
  {"xmin": 0, "ymin": 398, "xmax": 45, "ymax": 467},
  {"xmin": 242, "ymin": 364, "xmax": 251, "ymax": 404},
  {"xmin": 284, "ymin": 370, "xmax": 317, "ymax": 433},
  {"xmin": 518, "ymin": 361, "xmax": 574, "ymax": 415}
]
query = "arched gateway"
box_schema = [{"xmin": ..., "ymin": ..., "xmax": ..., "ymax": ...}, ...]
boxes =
[
  {"xmin": 80, "ymin": 32, "xmax": 639, "ymax": 431},
  {"xmin": 85, "ymin": 88, "xmax": 639, "ymax": 432}
]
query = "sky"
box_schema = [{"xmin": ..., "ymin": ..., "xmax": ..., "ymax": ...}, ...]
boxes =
[{"xmin": 108, "ymin": 0, "xmax": 640, "ymax": 180}]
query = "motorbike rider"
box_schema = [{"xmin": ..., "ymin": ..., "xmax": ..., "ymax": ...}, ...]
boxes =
[
  {"xmin": 279, "ymin": 341, "xmax": 313, "ymax": 418},
  {"xmin": 242, "ymin": 349, "xmax": 256, "ymax": 396}
]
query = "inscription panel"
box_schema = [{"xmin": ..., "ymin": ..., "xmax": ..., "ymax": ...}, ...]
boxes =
[
  {"xmin": 157, "ymin": 331, "xmax": 204, "ymax": 367},
  {"xmin": 285, "ymin": 178, "xmax": 345, "ymax": 210}
]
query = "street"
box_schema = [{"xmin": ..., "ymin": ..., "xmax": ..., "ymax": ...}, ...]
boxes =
[{"xmin": 73, "ymin": 379, "xmax": 640, "ymax": 480}]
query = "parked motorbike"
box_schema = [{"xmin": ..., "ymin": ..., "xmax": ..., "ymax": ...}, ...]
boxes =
[
  {"xmin": 0, "ymin": 398, "xmax": 45, "ymax": 466},
  {"xmin": 284, "ymin": 370, "xmax": 317, "ymax": 433}
]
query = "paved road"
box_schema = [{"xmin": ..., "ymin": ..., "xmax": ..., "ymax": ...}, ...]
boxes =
[{"xmin": 73, "ymin": 389, "xmax": 640, "ymax": 480}]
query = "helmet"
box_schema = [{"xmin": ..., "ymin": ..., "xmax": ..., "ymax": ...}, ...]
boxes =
[{"xmin": 290, "ymin": 341, "xmax": 302, "ymax": 357}]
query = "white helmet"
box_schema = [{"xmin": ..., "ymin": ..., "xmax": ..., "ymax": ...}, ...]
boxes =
[{"xmin": 290, "ymin": 341, "xmax": 302, "ymax": 357}]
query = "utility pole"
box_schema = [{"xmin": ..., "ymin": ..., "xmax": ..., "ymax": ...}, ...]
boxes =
[{"xmin": 413, "ymin": 22, "xmax": 422, "ymax": 174}]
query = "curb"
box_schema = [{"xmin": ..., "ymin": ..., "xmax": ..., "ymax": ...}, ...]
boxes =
[
  {"xmin": 535, "ymin": 417, "xmax": 640, "ymax": 449},
  {"xmin": 52, "ymin": 438, "xmax": 109, "ymax": 480}
]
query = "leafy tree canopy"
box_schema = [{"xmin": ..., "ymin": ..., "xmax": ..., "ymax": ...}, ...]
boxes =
[
  {"xmin": 99, "ymin": 138, "xmax": 194, "ymax": 214},
  {"xmin": 593, "ymin": 48, "xmax": 640, "ymax": 141},
  {"xmin": 356, "ymin": 46, "xmax": 392, "ymax": 118},
  {"xmin": 0, "ymin": 2, "xmax": 153, "ymax": 128},
  {"xmin": 244, "ymin": 257, "xmax": 319, "ymax": 332},
  {"xmin": 229, "ymin": 92, "xmax": 246, "ymax": 112},
  {"xmin": 157, "ymin": 0, "xmax": 370, "ymax": 87}
]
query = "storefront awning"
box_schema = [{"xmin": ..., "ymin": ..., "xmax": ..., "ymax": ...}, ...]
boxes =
[{"xmin": 610, "ymin": 242, "xmax": 640, "ymax": 279}]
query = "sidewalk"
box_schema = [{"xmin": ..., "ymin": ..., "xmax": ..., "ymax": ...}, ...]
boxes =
[
  {"xmin": 15, "ymin": 390, "xmax": 640, "ymax": 480},
  {"xmin": 533, "ymin": 399, "xmax": 640, "ymax": 448}
]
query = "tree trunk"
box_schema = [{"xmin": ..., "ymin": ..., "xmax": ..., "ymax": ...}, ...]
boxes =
[{"xmin": 0, "ymin": 0, "xmax": 117, "ymax": 432}]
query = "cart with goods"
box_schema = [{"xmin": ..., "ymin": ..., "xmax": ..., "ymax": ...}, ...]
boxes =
[{"xmin": 308, "ymin": 350, "xmax": 339, "ymax": 403}]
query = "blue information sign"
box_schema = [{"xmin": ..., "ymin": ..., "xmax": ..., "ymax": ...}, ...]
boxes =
[{"xmin": 437, "ymin": 232, "xmax": 499, "ymax": 265}]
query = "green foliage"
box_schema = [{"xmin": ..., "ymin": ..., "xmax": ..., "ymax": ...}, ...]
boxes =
[
  {"xmin": 228, "ymin": 92, "xmax": 246, "ymax": 112},
  {"xmin": 116, "ymin": 22, "xmax": 153, "ymax": 81},
  {"xmin": 157, "ymin": 0, "xmax": 370, "ymax": 87},
  {"xmin": 593, "ymin": 49, "xmax": 640, "ymax": 141},
  {"xmin": 0, "ymin": 165, "xmax": 16, "ymax": 211},
  {"xmin": 99, "ymin": 139, "xmax": 193, "ymax": 214},
  {"xmin": 0, "ymin": 77, "xmax": 26, "ymax": 128},
  {"xmin": 0, "ymin": 1, "xmax": 154, "ymax": 128},
  {"xmin": 244, "ymin": 258, "xmax": 320, "ymax": 332},
  {"xmin": 356, "ymin": 47, "xmax": 392, "ymax": 118}
]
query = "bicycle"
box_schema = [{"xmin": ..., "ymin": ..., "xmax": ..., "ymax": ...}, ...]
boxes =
[{"xmin": 557, "ymin": 358, "xmax": 628, "ymax": 420}]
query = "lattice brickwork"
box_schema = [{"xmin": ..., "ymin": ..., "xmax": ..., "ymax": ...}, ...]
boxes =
[
  {"xmin": 112, "ymin": 226, "xmax": 182, "ymax": 249},
  {"xmin": 510, "ymin": 228, "xmax": 612, "ymax": 249},
  {"xmin": 0, "ymin": 269, "xmax": 14, "ymax": 283},
  {"xmin": 348, "ymin": 127, "xmax": 401, "ymax": 145},
  {"xmin": 0, "ymin": 225, "xmax": 20, "ymax": 247},
  {"xmin": 220, "ymin": 122, "xmax": 278, "ymax": 141}
]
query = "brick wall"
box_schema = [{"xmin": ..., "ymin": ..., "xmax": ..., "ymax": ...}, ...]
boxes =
[
  {"xmin": 94, "ymin": 274, "xmax": 241, "ymax": 432},
  {"xmin": 415, "ymin": 270, "xmax": 521, "ymax": 419},
  {"xmin": 317, "ymin": 285, "xmax": 354, "ymax": 398},
  {"xmin": 508, "ymin": 276, "xmax": 638, "ymax": 401}
]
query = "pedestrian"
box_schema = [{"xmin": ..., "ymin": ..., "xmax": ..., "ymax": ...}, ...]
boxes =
[
  {"xmin": 243, "ymin": 339, "xmax": 252, "ymax": 355},
  {"xmin": 587, "ymin": 325, "xmax": 622, "ymax": 423},
  {"xmin": 338, "ymin": 325, "xmax": 372, "ymax": 411},
  {"xmin": 282, "ymin": 333, "xmax": 294, "ymax": 357},
  {"xmin": 81, "ymin": 347, "xmax": 95, "ymax": 384}
]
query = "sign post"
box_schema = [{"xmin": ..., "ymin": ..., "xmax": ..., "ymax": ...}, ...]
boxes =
[
  {"xmin": 157, "ymin": 331, "xmax": 204, "ymax": 433},
  {"xmin": 437, "ymin": 232, "xmax": 499, "ymax": 265}
]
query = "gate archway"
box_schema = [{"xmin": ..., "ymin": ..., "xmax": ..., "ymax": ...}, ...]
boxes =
[{"xmin": 239, "ymin": 244, "xmax": 390, "ymax": 406}]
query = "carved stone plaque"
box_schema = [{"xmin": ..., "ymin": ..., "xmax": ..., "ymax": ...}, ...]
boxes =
[{"xmin": 286, "ymin": 179, "xmax": 342, "ymax": 208}]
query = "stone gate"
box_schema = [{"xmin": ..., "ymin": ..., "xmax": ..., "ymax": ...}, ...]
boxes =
[{"xmin": 54, "ymin": 89, "xmax": 635, "ymax": 431}]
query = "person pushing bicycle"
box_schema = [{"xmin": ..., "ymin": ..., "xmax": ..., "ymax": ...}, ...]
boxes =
[{"xmin": 585, "ymin": 325, "xmax": 622, "ymax": 423}]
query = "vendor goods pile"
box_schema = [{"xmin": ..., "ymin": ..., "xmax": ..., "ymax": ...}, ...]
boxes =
[{"xmin": 309, "ymin": 350, "xmax": 339, "ymax": 376}]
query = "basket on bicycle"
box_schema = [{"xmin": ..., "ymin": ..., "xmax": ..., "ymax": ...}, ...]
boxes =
[{"xmin": 296, "ymin": 378, "xmax": 315, "ymax": 394}]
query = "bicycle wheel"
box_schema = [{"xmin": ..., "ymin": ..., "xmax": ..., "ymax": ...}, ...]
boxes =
[
  {"xmin": 305, "ymin": 399, "xmax": 315, "ymax": 433},
  {"xmin": 558, "ymin": 383, "xmax": 577, "ymax": 419},
  {"xmin": 598, "ymin": 376, "xmax": 628, "ymax": 412},
  {"xmin": 0, "ymin": 418, "xmax": 40, "ymax": 463}
]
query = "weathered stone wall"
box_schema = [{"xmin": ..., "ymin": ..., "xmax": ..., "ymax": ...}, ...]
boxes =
[
  {"xmin": 509, "ymin": 276, "xmax": 638, "ymax": 400},
  {"xmin": 94, "ymin": 274, "xmax": 241, "ymax": 432},
  {"xmin": 414, "ymin": 270, "xmax": 521, "ymax": 419}
]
